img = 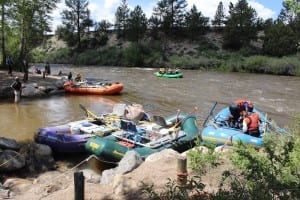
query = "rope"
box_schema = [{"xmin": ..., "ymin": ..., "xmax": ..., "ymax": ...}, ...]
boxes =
[{"xmin": 41, "ymin": 154, "xmax": 117, "ymax": 187}]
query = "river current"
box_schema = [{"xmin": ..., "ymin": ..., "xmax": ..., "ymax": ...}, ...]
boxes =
[{"xmin": 1, "ymin": 65, "xmax": 299, "ymax": 141}]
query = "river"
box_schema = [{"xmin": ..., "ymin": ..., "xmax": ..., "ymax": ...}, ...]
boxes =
[{"xmin": 1, "ymin": 65, "xmax": 299, "ymax": 141}]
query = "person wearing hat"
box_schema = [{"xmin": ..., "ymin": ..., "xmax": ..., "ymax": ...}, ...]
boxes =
[{"xmin": 11, "ymin": 76, "xmax": 22, "ymax": 103}]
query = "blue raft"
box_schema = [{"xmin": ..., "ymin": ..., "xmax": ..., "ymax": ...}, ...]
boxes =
[{"xmin": 201, "ymin": 104, "xmax": 291, "ymax": 147}]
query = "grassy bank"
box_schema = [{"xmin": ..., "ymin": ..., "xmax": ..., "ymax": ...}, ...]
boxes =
[{"xmin": 32, "ymin": 37, "xmax": 300, "ymax": 76}]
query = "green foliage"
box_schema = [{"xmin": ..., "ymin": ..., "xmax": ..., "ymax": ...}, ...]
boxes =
[
  {"xmin": 212, "ymin": 1, "xmax": 226, "ymax": 27},
  {"xmin": 126, "ymin": 5, "xmax": 148, "ymax": 42},
  {"xmin": 217, "ymin": 134, "xmax": 300, "ymax": 199},
  {"xmin": 115, "ymin": 0, "xmax": 130, "ymax": 39},
  {"xmin": 196, "ymin": 40, "xmax": 219, "ymax": 52},
  {"xmin": 151, "ymin": 0, "xmax": 188, "ymax": 35},
  {"xmin": 187, "ymin": 141, "xmax": 220, "ymax": 175},
  {"xmin": 263, "ymin": 22, "xmax": 298, "ymax": 57},
  {"xmin": 185, "ymin": 5, "xmax": 209, "ymax": 39},
  {"xmin": 287, "ymin": 114, "xmax": 300, "ymax": 136},
  {"xmin": 123, "ymin": 43, "xmax": 145, "ymax": 67},
  {"xmin": 61, "ymin": 0, "xmax": 90, "ymax": 48},
  {"xmin": 243, "ymin": 55, "xmax": 300, "ymax": 75},
  {"xmin": 223, "ymin": 0, "xmax": 258, "ymax": 50},
  {"xmin": 140, "ymin": 177, "xmax": 206, "ymax": 200},
  {"xmin": 75, "ymin": 46, "xmax": 122, "ymax": 66},
  {"xmin": 44, "ymin": 48, "xmax": 72, "ymax": 64},
  {"xmin": 168, "ymin": 54, "xmax": 210, "ymax": 69},
  {"xmin": 55, "ymin": 26, "xmax": 77, "ymax": 47},
  {"xmin": 140, "ymin": 117, "xmax": 300, "ymax": 199}
]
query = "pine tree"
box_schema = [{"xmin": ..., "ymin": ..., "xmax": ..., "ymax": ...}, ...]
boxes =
[
  {"xmin": 212, "ymin": 1, "xmax": 225, "ymax": 29},
  {"xmin": 185, "ymin": 5, "xmax": 209, "ymax": 39},
  {"xmin": 263, "ymin": 22, "xmax": 298, "ymax": 56},
  {"xmin": 223, "ymin": 0, "xmax": 258, "ymax": 50},
  {"xmin": 61, "ymin": 0, "xmax": 90, "ymax": 49},
  {"xmin": 115, "ymin": 0, "xmax": 130, "ymax": 39},
  {"xmin": 127, "ymin": 5, "xmax": 147, "ymax": 43}
]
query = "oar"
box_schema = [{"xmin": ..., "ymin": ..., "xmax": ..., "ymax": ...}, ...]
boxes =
[
  {"xmin": 265, "ymin": 118, "xmax": 292, "ymax": 136},
  {"xmin": 79, "ymin": 104, "xmax": 100, "ymax": 119},
  {"xmin": 202, "ymin": 102, "xmax": 218, "ymax": 127},
  {"xmin": 79, "ymin": 104, "xmax": 120, "ymax": 124},
  {"xmin": 172, "ymin": 106, "xmax": 198, "ymax": 129}
]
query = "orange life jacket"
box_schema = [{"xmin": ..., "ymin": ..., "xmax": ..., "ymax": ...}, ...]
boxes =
[
  {"xmin": 235, "ymin": 99, "xmax": 252, "ymax": 111},
  {"xmin": 244, "ymin": 113, "xmax": 260, "ymax": 131}
]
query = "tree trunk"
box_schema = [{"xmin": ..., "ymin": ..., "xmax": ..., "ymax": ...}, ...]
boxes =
[{"xmin": 1, "ymin": 3, "xmax": 6, "ymax": 68}]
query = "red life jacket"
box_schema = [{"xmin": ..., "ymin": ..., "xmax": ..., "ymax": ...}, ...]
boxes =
[
  {"xmin": 245, "ymin": 113, "xmax": 260, "ymax": 131},
  {"xmin": 235, "ymin": 99, "xmax": 252, "ymax": 111}
]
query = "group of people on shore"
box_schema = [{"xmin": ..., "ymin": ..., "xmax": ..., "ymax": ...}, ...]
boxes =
[
  {"xmin": 228, "ymin": 99, "xmax": 261, "ymax": 137},
  {"xmin": 33, "ymin": 62, "xmax": 51, "ymax": 78},
  {"xmin": 9, "ymin": 61, "xmax": 52, "ymax": 103}
]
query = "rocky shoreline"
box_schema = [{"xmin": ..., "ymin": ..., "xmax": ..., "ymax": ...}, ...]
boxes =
[
  {"xmin": 0, "ymin": 135, "xmax": 230, "ymax": 200},
  {"xmin": 0, "ymin": 70, "xmax": 65, "ymax": 101}
]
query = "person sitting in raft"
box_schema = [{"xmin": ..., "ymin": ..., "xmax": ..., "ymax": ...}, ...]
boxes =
[
  {"xmin": 228, "ymin": 99, "xmax": 254, "ymax": 128},
  {"xmin": 235, "ymin": 99, "xmax": 253, "ymax": 112},
  {"xmin": 74, "ymin": 73, "xmax": 82, "ymax": 82},
  {"xmin": 159, "ymin": 67, "xmax": 166, "ymax": 74},
  {"xmin": 241, "ymin": 110, "xmax": 260, "ymax": 137},
  {"xmin": 166, "ymin": 67, "xmax": 173, "ymax": 74},
  {"xmin": 175, "ymin": 68, "xmax": 180, "ymax": 74}
]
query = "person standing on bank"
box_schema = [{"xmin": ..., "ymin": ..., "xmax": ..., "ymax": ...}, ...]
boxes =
[
  {"xmin": 11, "ymin": 76, "xmax": 22, "ymax": 103},
  {"xmin": 7, "ymin": 55, "xmax": 13, "ymax": 76},
  {"xmin": 45, "ymin": 62, "xmax": 51, "ymax": 75}
]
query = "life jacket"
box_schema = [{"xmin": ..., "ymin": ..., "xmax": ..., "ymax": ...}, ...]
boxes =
[
  {"xmin": 235, "ymin": 99, "xmax": 252, "ymax": 111},
  {"xmin": 244, "ymin": 113, "xmax": 260, "ymax": 131}
]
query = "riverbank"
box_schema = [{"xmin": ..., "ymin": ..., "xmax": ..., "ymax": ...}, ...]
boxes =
[
  {"xmin": 0, "ymin": 135, "xmax": 231, "ymax": 200},
  {"xmin": 33, "ymin": 34, "xmax": 300, "ymax": 76},
  {"xmin": 0, "ymin": 70, "xmax": 65, "ymax": 101}
]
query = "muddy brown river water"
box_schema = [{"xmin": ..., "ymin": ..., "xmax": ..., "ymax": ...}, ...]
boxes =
[{"xmin": 1, "ymin": 66, "xmax": 299, "ymax": 141}]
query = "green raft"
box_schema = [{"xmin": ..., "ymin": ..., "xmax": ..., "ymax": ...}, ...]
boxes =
[
  {"xmin": 85, "ymin": 112, "xmax": 199, "ymax": 163},
  {"xmin": 155, "ymin": 71, "xmax": 183, "ymax": 78}
]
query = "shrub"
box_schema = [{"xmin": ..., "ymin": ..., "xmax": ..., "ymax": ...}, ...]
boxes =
[{"xmin": 123, "ymin": 43, "xmax": 144, "ymax": 67}]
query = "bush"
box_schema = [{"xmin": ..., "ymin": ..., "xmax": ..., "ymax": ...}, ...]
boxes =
[
  {"xmin": 123, "ymin": 43, "xmax": 145, "ymax": 67},
  {"xmin": 45, "ymin": 48, "xmax": 72, "ymax": 64},
  {"xmin": 140, "ymin": 117, "xmax": 300, "ymax": 199}
]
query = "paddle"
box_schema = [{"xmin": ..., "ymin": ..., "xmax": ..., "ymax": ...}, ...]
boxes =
[
  {"xmin": 79, "ymin": 104, "xmax": 100, "ymax": 120},
  {"xmin": 202, "ymin": 102, "xmax": 218, "ymax": 127},
  {"xmin": 172, "ymin": 107, "xmax": 198, "ymax": 130},
  {"xmin": 265, "ymin": 117, "xmax": 292, "ymax": 136},
  {"xmin": 153, "ymin": 107, "xmax": 197, "ymax": 131},
  {"xmin": 79, "ymin": 104, "xmax": 121, "ymax": 123}
]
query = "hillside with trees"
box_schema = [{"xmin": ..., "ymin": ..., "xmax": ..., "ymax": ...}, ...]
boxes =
[{"xmin": 1, "ymin": 0, "xmax": 300, "ymax": 76}]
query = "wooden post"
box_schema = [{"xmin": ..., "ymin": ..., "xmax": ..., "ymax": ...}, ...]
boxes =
[
  {"xmin": 74, "ymin": 171, "xmax": 84, "ymax": 200},
  {"xmin": 176, "ymin": 156, "xmax": 187, "ymax": 187}
]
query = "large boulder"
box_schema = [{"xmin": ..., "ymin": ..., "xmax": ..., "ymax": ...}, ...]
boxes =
[
  {"xmin": 19, "ymin": 143, "xmax": 56, "ymax": 174},
  {"xmin": 0, "ymin": 137, "xmax": 20, "ymax": 150},
  {"xmin": 0, "ymin": 150, "xmax": 26, "ymax": 172},
  {"xmin": 100, "ymin": 151, "xmax": 143, "ymax": 185},
  {"xmin": 21, "ymin": 84, "xmax": 44, "ymax": 97},
  {"xmin": 0, "ymin": 86, "xmax": 13, "ymax": 98}
]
